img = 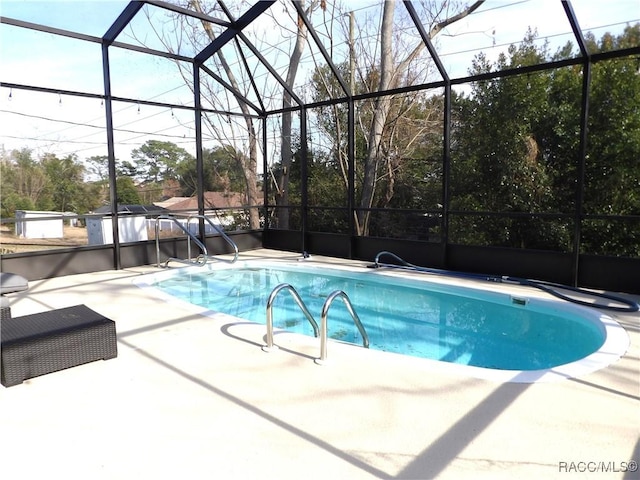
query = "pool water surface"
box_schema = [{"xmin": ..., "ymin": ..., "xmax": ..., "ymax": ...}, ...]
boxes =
[{"xmin": 141, "ymin": 262, "xmax": 618, "ymax": 372}]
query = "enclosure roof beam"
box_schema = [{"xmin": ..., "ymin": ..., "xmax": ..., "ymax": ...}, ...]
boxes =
[
  {"xmin": 144, "ymin": 0, "xmax": 231, "ymax": 28},
  {"xmin": 219, "ymin": 1, "xmax": 302, "ymax": 106},
  {"xmin": 237, "ymin": 32, "xmax": 304, "ymax": 106},
  {"xmin": 194, "ymin": 1, "xmax": 276, "ymax": 64},
  {"xmin": 403, "ymin": 1, "xmax": 450, "ymax": 83},
  {"xmin": 0, "ymin": 81, "xmax": 104, "ymax": 100},
  {"xmin": 290, "ymin": 1, "xmax": 350, "ymax": 97},
  {"xmin": 216, "ymin": 0, "xmax": 237, "ymax": 23},
  {"xmin": 234, "ymin": 37, "xmax": 267, "ymax": 113},
  {"xmin": 200, "ymin": 64, "xmax": 265, "ymax": 116},
  {"xmin": 266, "ymin": 44, "xmax": 640, "ymax": 116},
  {"xmin": 1, "ymin": 15, "xmax": 192, "ymax": 63},
  {"xmin": 110, "ymin": 40, "xmax": 194, "ymax": 63},
  {"xmin": 0, "ymin": 79, "xmax": 260, "ymax": 120},
  {"xmin": 108, "ymin": 92, "xmax": 262, "ymax": 117},
  {"xmin": 103, "ymin": 1, "xmax": 145, "ymax": 45},
  {"xmin": 562, "ymin": 0, "xmax": 590, "ymax": 59},
  {"xmin": 1, "ymin": 16, "xmax": 101, "ymax": 43}
]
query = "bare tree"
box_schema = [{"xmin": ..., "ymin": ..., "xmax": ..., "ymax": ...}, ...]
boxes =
[
  {"xmin": 356, "ymin": 0, "xmax": 485, "ymax": 235},
  {"xmin": 271, "ymin": 0, "xmax": 325, "ymax": 229},
  {"xmin": 138, "ymin": 1, "xmax": 327, "ymax": 230},
  {"xmin": 189, "ymin": 0, "xmax": 261, "ymax": 228},
  {"xmin": 307, "ymin": 1, "xmax": 484, "ymax": 235},
  {"xmin": 134, "ymin": 0, "xmax": 267, "ymax": 229},
  {"xmin": 135, "ymin": 0, "xmax": 483, "ymax": 235}
]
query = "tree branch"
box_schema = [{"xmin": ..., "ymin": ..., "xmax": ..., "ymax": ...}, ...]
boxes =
[{"xmin": 429, "ymin": 0, "xmax": 485, "ymax": 38}]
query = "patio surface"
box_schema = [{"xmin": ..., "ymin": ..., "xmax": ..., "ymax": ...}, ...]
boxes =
[{"xmin": 1, "ymin": 249, "xmax": 638, "ymax": 480}]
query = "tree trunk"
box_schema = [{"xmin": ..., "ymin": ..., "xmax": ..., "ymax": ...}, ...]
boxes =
[
  {"xmin": 357, "ymin": 0, "xmax": 395, "ymax": 236},
  {"xmin": 276, "ymin": 1, "xmax": 310, "ymax": 229},
  {"xmin": 356, "ymin": 0, "xmax": 485, "ymax": 236}
]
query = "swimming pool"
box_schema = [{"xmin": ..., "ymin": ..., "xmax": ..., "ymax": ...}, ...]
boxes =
[{"xmin": 136, "ymin": 258, "xmax": 629, "ymax": 382}]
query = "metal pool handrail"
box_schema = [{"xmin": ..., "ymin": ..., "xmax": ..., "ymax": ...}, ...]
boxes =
[
  {"xmin": 372, "ymin": 250, "xmax": 640, "ymax": 313},
  {"xmin": 317, "ymin": 290, "xmax": 369, "ymax": 364},
  {"xmin": 264, "ymin": 283, "xmax": 320, "ymax": 351},
  {"xmin": 155, "ymin": 215, "xmax": 208, "ymax": 268},
  {"xmin": 186, "ymin": 214, "xmax": 238, "ymax": 263}
]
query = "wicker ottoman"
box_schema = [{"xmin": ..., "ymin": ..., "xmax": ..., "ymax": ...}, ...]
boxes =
[
  {"xmin": 1, "ymin": 305, "xmax": 117, "ymax": 387},
  {"xmin": 1, "ymin": 272, "xmax": 29, "ymax": 321},
  {"xmin": 1, "ymin": 296, "xmax": 11, "ymax": 321}
]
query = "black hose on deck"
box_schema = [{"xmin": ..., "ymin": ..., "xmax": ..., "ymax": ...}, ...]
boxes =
[{"xmin": 371, "ymin": 251, "xmax": 639, "ymax": 313}]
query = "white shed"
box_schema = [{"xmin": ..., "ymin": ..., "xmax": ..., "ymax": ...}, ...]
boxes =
[
  {"xmin": 86, "ymin": 205, "xmax": 166, "ymax": 245},
  {"xmin": 15, "ymin": 210, "xmax": 64, "ymax": 239},
  {"xmin": 86, "ymin": 216, "xmax": 148, "ymax": 245}
]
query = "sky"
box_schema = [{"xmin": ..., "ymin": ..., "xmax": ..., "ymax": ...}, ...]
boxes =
[{"xmin": 0, "ymin": 0, "xmax": 638, "ymax": 172}]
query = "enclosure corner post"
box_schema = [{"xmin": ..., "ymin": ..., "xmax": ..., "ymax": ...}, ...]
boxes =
[
  {"xmin": 101, "ymin": 42, "xmax": 121, "ymax": 270},
  {"xmin": 193, "ymin": 63, "xmax": 206, "ymax": 243}
]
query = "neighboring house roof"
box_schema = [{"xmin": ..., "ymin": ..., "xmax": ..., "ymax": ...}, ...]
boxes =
[
  {"xmin": 153, "ymin": 197, "xmax": 190, "ymax": 209},
  {"xmin": 93, "ymin": 204, "xmax": 167, "ymax": 214},
  {"xmin": 166, "ymin": 192, "xmax": 245, "ymax": 211}
]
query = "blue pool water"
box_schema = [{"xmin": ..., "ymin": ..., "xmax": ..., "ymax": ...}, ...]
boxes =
[{"xmin": 149, "ymin": 263, "xmax": 606, "ymax": 371}]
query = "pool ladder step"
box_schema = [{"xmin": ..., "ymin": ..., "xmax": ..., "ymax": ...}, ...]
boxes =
[{"xmin": 263, "ymin": 283, "xmax": 369, "ymax": 364}]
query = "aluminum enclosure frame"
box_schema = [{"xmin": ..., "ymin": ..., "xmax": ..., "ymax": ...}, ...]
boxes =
[{"xmin": 1, "ymin": 1, "xmax": 639, "ymax": 291}]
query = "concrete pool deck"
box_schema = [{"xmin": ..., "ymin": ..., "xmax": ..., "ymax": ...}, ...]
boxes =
[{"xmin": 1, "ymin": 249, "xmax": 638, "ymax": 479}]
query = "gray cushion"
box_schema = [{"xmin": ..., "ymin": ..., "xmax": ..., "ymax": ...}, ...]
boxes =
[{"xmin": 0, "ymin": 272, "xmax": 29, "ymax": 295}]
